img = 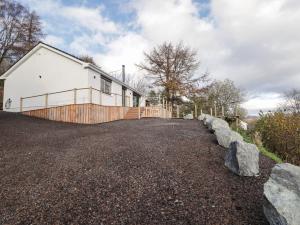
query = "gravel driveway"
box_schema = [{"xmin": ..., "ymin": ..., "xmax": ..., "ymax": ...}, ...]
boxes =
[{"xmin": 0, "ymin": 112, "xmax": 274, "ymax": 225}]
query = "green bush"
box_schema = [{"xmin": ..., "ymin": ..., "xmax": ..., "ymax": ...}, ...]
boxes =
[
  {"xmin": 255, "ymin": 112, "xmax": 300, "ymax": 165},
  {"xmin": 233, "ymin": 127, "xmax": 283, "ymax": 163}
]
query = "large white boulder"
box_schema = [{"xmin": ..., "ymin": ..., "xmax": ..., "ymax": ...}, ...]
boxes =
[
  {"xmin": 225, "ymin": 141, "xmax": 259, "ymax": 176},
  {"xmin": 203, "ymin": 115, "xmax": 214, "ymax": 126},
  {"xmin": 215, "ymin": 129, "xmax": 243, "ymax": 148},
  {"xmin": 198, "ymin": 114, "xmax": 206, "ymax": 121},
  {"xmin": 183, "ymin": 114, "xmax": 193, "ymax": 120},
  {"xmin": 263, "ymin": 163, "xmax": 300, "ymax": 225},
  {"xmin": 208, "ymin": 118, "xmax": 230, "ymax": 131}
]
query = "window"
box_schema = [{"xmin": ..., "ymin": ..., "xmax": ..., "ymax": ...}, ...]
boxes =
[{"xmin": 101, "ymin": 76, "xmax": 112, "ymax": 94}]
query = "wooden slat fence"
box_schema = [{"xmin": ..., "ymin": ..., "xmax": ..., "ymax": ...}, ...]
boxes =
[
  {"xmin": 20, "ymin": 86, "xmax": 172, "ymax": 124},
  {"xmin": 142, "ymin": 106, "xmax": 171, "ymax": 119},
  {"xmin": 23, "ymin": 103, "xmax": 129, "ymax": 124}
]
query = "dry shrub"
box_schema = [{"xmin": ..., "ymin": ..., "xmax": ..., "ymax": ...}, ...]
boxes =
[{"xmin": 256, "ymin": 112, "xmax": 300, "ymax": 165}]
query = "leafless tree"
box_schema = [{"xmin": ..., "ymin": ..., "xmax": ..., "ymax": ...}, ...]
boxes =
[
  {"xmin": 109, "ymin": 69, "xmax": 151, "ymax": 95},
  {"xmin": 130, "ymin": 77, "xmax": 150, "ymax": 95},
  {"xmin": 0, "ymin": 0, "xmax": 43, "ymax": 74},
  {"xmin": 282, "ymin": 89, "xmax": 300, "ymax": 114},
  {"xmin": 79, "ymin": 55, "xmax": 97, "ymax": 65},
  {"xmin": 137, "ymin": 42, "xmax": 208, "ymax": 105},
  {"xmin": 206, "ymin": 79, "xmax": 245, "ymax": 115},
  {"xmin": 17, "ymin": 11, "xmax": 43, "ymax": 56}
]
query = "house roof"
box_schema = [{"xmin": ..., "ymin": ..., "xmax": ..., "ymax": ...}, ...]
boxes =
[{"xmin": 0, "ymin": 42, "xmax": 143, "ymax": 96}]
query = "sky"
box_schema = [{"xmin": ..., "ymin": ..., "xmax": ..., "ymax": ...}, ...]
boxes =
[{"xmin": 17, "ymin": 0, "xmax": 300, "ymax": 115}]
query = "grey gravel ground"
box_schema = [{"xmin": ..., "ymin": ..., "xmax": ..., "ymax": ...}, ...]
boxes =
[{"xmin": 0, "ymin": 112, "xmax": 274, "ymax": 225}]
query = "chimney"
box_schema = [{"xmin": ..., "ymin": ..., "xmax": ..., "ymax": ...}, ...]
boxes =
[{"xmin": 122, "ymin": 65, "xmax": 125, "ymax": 83}]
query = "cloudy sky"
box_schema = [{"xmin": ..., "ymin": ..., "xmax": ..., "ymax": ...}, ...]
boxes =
[{"xmin": 18, "ymin": 0, "xmax": 300, "ymax": 115}]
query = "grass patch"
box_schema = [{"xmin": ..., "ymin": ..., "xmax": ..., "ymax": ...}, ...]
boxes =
[
  {"xmin": 234, "ymin": 128, "xmax": 283, "ymax": 164},
  {"xmin": 258, "ymin": 146, "xmax": 283, "ymax": 163}
]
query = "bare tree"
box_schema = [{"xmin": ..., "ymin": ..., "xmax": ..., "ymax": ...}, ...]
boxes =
[
  {"xmin": 282, "ymin": 89, "xmax": 300, "ymax": 114},
  {"xmin": 137, "ymin": 42, "xmax": 208, "ymax": 105},
  {"xmin": 0, "ymin": 0, "xmax": 43, "ymax": 74},
  {"xmin": 79, "ymin": 55, "xmax": 97, "ymax": 65},
  {"xmin": 130, "ymin": 77, "xmax": 150, "ymax": 95},
  {"xmin": 123, "ymin": 74, "xmax": 150, "ymax": 95},
  {"xmin": 206, "ymin": 79, "xmax": 245, "ymax": 115},
  {"xmin": 17, "ymin": 11, "xmax": 43, "ymax": 56}
]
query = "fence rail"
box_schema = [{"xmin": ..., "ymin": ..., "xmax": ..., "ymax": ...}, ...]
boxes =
[
  {"xmin": 142, "ymin": 106, "xmax": 171, "ymax": 119},
  {"xmin": 20, "ymin": 86, "xmax": 131, "ymax": 112}
]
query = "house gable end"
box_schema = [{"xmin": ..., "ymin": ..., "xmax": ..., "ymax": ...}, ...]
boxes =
[{"xmin": 0, "ymin": 43, "xmax": 84, "ymax": 80}]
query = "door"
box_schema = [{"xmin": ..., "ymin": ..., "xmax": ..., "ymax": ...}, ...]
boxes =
[{"xmin": 133, "ymin": 93, "xmax": 140, "ymax": 107}]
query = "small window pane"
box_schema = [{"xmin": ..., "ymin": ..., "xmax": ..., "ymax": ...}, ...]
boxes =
[{"xmin": 101, "ymin": 76, "xmax": 111, "ymax": 94}]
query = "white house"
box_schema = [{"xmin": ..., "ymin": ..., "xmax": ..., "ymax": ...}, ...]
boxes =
[{"xmin": 0, "ymin": 42, "xmax": 144, "ymax": 113}]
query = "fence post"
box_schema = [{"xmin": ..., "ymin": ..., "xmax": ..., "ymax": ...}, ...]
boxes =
[
  {"xmin": 138, "ymin": 106, "xmax": 141, "ymax": 119},
  {"xmin": 99, "ymin": 91, "xmax": 102, "ymax": 105},
  {"xmin": 89, "ymin": 86, "xmax": 92, "ymax": 104},
  {"xmin": 200, "ymin": 108, "xmax": 203, "ymax": 115},
  {"xmin": 20, "ymin": 97, "xmax": 23, "ymax": 112},
  {"xmin": 214, "ymin": 102, "xmax": 217, "ymax": 117},
  {"xmin": 222, "ymin": 106, "xmax": 224, "ymax": 117},
  {"xmin": 210, "ymin": 108, "xmax": 213, "ymax": 116},
  {"xmin": 195, "ymin": 104, "xmax": 197, "ymax": 118},
  {"xmin": 45, "ymin": 93, "xmax": 48, "ymax": 108},
  {"xmin": 177, "ymin": 105, "xmax": 179, "ymax": 118},
  {"xmin": 158, "ymin": 94, "xmax": 161, "ymax": 106},
  {"xmin": 74, "ymin": 88, "xmax": 77, "ymax": 104},
  {"xmin": 235, "ymin": 105, "xmax": 238, "ymax": 130}
]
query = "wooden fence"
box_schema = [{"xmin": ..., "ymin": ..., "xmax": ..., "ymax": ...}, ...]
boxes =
[
  {"xmin": 20, "ymin": 87, "xmax": 130, "ymax": 112},
  {"xmin": 20, "ymin": 87, "xmax": 172, "ymax": 124},
  {"xmin": 22, "ymin": 103, "xmax": 129, "ymax": 124},
  {"xmin": 142, "ymin": 106, "xmax": 172, "ymax": 119}
]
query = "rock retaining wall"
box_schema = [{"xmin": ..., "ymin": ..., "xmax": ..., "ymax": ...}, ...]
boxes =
[{"xmin": 198, "ymin": 114, "xmax": 300, "ymax": 225}]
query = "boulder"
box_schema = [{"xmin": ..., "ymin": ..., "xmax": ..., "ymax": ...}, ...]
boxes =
[
  {"xmin": 263, "ymin": 163, "xmax": 300, "ymax": 225},
  {"xmin": 208, "ymin": 118, "xmax": 229, "ymax": 131},
  {"xmin": 215, "ymin": 129, "xmax": 243, "ymax": 148},
  {"xmin": 203, "ymin": 115, "xmax": 214, "ymax": 126},
  {"xmin": 183, "ymin": 114, "xmax": 193, "ymax": 120},
  {"xmin": 198, "ymin": 114, "xmax": 206, "ymax": 121},
  {"xmin": 225, "ymin": 141, "xmax": 259, "ymax": 176}
]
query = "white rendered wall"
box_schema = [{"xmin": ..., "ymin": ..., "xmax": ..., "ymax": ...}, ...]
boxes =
[
  {"xmin": 126, "ymin": 89, "xmax": 133, "ymax": 107},
  {"xmin": 3, "ymin": 47, "xmax": 89, "ymax": 112},
  {"xmin": 88, "ymin": 69, "xmax": 132, "ymax": 107}
]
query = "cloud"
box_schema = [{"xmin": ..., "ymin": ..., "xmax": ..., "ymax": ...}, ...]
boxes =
[
  {"xmin": 242, "ymin": 92, "xmax": 284, "ymax": 115},
  {"xmin": 18, "ymin": 0, "xmax": 119, "ymax": 54},
  {"xmin": 94, "ymin": 32, "xmax": 150, "ymax": 79},
  {"xmin": 210, "ymin": 0, "xmax": 300, "ymax": 93},
  {"xmin": 43, "ymin": 35, "xmax": 64, "ymax": 47},
  {"xmin": 62, "ymin": 6, "xmax": 118, "ymax": 34}
]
